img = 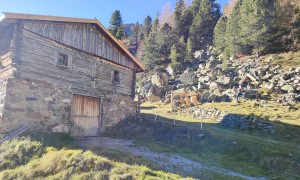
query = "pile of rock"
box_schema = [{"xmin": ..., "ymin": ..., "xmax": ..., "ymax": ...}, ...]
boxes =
[
  {"xmin": 178, "ymin": 107, "xmax": 226, "ymax": 121},
  {"xmin": 177, "ymin": 106, "xmax": 275, "ymax": 131},
  {"xmin": 220, "ymin": 114, "xmax": 274, "ymax": 131},
  {"xmin": 194, "ymin": 52, "xmax": 300, "ymax": 103},
  {"xmin": 136, "ymin": 46, "xmax": 299, "ymax": 104},
  {"xmin": 195, "ymin": 55, "xmax": 238, "ymax": 103},
  {"xmin": 253, "ymin": 65, "xmax": 300, "ymax": 94},
  {"xmin": 191, "ymin": 107, "xmax": 225, "ymax": 120},
  {"xmin": 278, "ymin": 92, "xmax": 300, "ymax": 104}
]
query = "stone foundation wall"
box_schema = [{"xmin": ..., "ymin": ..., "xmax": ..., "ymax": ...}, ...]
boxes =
[
  {"xmin": 0, "ymin": 78, "xmax": 136, "ymax": 136},
  {"xmin": 0, "ymin": 78, "xmax": 8, "ymax": 119},
  {"xmin": 102, "ymin": 94, "xmax": 136, "ymax": 131},
  {"xmin": 0, "ymin": 78, "xmax": 72, "ymax": 135}
]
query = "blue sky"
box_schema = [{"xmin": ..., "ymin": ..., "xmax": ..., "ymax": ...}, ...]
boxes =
[{"xmin": 0, "ymin": 0, "xmax": 227, "ymax": 27}]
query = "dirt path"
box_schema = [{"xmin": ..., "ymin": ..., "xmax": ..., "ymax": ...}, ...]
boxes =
[{"xmin": 74, "ymin": 137, "xmax": 265, "ymax": 180}]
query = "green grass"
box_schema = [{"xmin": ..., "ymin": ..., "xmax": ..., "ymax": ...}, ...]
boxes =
[
  {"xmin": 262, "ymin": 51, "xmax": 300, "ymax": 69},
  {"xmin": 0, "ymin": 135, "xmax": 190, "ymax": 180},
  {"xmin": 195, "ymin": 170, "xmax": 244, "ymax": 180},
  {"xmin": 111, "ymin": 102, "xmax": 300, "ymax": 178},
  {"xmin": 92, "ymin": 149, "xmax": 161, "ymax": 171}
]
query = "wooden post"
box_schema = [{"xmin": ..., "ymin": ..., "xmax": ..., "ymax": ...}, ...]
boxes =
[
  {"xmin": 155, "ymin": 114, "xmax": 158, "ymax": 122},
  {"xmin": 173, "ymin": 113, "xmax": 176, "ymax": 125},
  {"xmin": 255, "ymin": 84, "xmax": 258, "ymax": 101},
  {"xmin": 137, "ymin": 94, "xmax": 141, "ymax": 117},
  {"xmin": 171, "ymin": 92, "xmax": 174, "ymax": 112},
  {"xmin": 201, "ymin": 118, "xmax": 203, "ymax": 130}
]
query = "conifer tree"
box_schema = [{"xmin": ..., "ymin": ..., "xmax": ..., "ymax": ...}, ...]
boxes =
[
  {"xmin": 109, "ymin": 10, "xmax": 125, "ymax": 39},
  {"xmin": 170, "ymin": 37, "xmax": 186, "ymax": 71},
  {"xmin": 274, "ymin": 0, "xmax": 300, "ymax": 51},
  {"xmin": 185, "ymin": 37, "xmax": 193, "ymax": 61},
  {"xmin": 189, "ymin": 0, "xmax": 221, "ymax": 51},
  {"xmin": 142, "ymin": 16, "xmax": 153, "ymax": 38},
  {"xmin": 214, "ymin": 16, "xmax": 228, "ymax": 55},
  {"xmin": 157, "ymin": 23, "xmax": 177, "ymax": 60},
  {"xmin": 238, "ymin": 0, "xmax": 276, "ymax": 55},
  {"xmin": 143, "ymin": 18, "xmax": 160, "ymax": 69},
  {"xmin": 128, "ymin": 22, "xmax": 142, "ymax": 55},
  {"xmin": 116, "ymin": 26, "xmax": 126, "ymax": 40},
  {"xmin": 174, "ymin": 0, "xmax": 187, "ymax": 37},
  {"xmin": 170, "ymin": 44, "xmax": 179, "ymax": 70},
  {"xmin": 224, "ymin": 2, "xmax": 242, "ymax": 57}
]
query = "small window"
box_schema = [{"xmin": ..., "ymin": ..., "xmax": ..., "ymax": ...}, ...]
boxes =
[
  {"xmin": 112, "ymin": 70, "xmax": 120, "ymax": 83},
  {"xmin": 58, "ymin": 53, "xmax": 68, "ymax": 66}
]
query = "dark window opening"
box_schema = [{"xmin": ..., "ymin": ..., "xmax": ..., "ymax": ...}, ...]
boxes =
[
  {"xmin": 58, "ymin": 53, "xmax": 68, "ymax": 66},
  {"xmin": 113, "ymin": 70, "xmax": 120, "ymax": 83}
]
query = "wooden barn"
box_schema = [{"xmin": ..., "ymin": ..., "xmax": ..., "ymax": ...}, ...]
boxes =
[{"xmin": 0, "ymin": 13, "xmax": 145, "ymax": 137}]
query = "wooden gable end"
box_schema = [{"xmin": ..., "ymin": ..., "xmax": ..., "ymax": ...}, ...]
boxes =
[{"xmin": 23, "ymin": 21, "xmax": 135, "ymax": 69}]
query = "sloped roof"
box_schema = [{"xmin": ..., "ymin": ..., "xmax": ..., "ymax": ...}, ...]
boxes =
[{"xmin": 1, "ymin": 12, "xmax": 145, "ymax": 72}]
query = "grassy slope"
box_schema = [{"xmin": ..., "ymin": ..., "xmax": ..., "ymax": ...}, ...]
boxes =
[
  {"xmin": 262, "ymin": 51, "xmax": 300, "ymax": 69},
  {"xmin": 0, "ymin": 135, "xmax": 189, "ymax": 180},
  {"xmin": 137, "ymin": 101, "xmax": 300, "ymax": 179}
]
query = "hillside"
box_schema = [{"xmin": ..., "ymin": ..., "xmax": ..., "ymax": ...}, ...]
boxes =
[
  {"xmin": 104, "ymin": 102, "xmax": 300, "ymax": 179},
  {"xmin": 0, "ymin": 135, "xmax": 189, "ymax": 180}
]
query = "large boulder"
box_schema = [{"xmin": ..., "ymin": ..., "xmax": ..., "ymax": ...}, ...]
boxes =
[
  {"xmin": 151, "ymin": 72, "xmax": 169, "ymax": 87},
  {"xmin": 146, "ymin": 85, "xmax": 166, "ymax": 102},
  {"xmin": 261, "ymin": 73, "xmax": 274, "ymax": 81},
  {"xmin": 209, "ymin": 82, "xmax": 222, "ymax": 90},
  {"xmin": 52, "ymin": 124, "xmax": 69, "ymax": 133},
  {"xmin": 281, "ymin": 85, "xmax": 294, "ymax": 92},
  {"xmin": 222, "ymin": 89, "xmax": 237, "ymax": 99},
  {"xmin": 205, "ymin": 59, "xmax": 222, "ymax": 69},
  {"xmin": 200, "ymin": 91, "xmax": 211, "ymax": 103},
  {"xmin": 199, "ymin": 91, "xmax": 230, "ymax": 103},
  {"xmin": 194, "ymin": 50, "xmax": 205, "ymax": 60},
  {"xmin": 138, "ymin": 81, "xmax": 152, "ymax": 98},
  {"xmin": 216, "ymin": 75, "xmax": 233, "ymax": 87},
  {"xmin": 198, "ymin": 76, "xmax": 210, "ymax": 83},
  {"xmin": 179, "ymin": 68, "xmax": 198, "ymax": 85},
  {"xmin": 198, "ymin": 82, "xmax": 209, "ymax": 89},
  {"xmin": 165, "ymin": 65, "xmax": 174, "ymax": 76}
]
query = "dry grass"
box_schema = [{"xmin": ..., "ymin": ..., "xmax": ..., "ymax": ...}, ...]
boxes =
[
  {"xmin": 261, "ymin": 51, "xmax": 300, "ymax": 69},
  {"xmin": 0, "ymin": 137, "xmax": 189, "ymax": 180},
  {"xmin": 142, "ymin": 99, "xmax": 300, "ymax": 125},
  {"xmin": 199, "ymin": 100, "xmax": 300, "ymax": 125}
]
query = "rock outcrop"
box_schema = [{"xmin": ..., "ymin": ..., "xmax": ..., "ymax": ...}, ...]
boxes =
[{"xmin": 136, "ymin": 46, "xmax": 300, "ymax": 104}]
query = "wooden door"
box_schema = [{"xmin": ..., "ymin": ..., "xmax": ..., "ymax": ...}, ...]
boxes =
[{"xmin": 71, "ymin": 95, "xmax": 100, "ymax": 137}]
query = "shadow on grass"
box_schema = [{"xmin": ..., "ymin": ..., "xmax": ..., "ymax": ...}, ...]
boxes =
[
  {"xmin": 103, "ymin": 112, "xmax": 300, "ymax": 178},
  {"xmin": 140, "ymin": 106, "xmax": 157, "ymax": 110},
  {"xmin": 24, "ymin": 132, "xmax": 74, "ymax": 149}
]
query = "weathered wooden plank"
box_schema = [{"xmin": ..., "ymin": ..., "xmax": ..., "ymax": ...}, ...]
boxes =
[
  {"xmin": 71, "ymin": 95, "xmax": 100, "ymax": 137},
  {"xmin": 20, "ymin": 24, "xmax": 134, "ymax": 96},
  {"xmin": 23, "ymin": 21, "xmax": 135, "ymax": 69}
]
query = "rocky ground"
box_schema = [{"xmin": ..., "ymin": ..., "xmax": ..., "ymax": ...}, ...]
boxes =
[
  {"xmin": 74, "ymin": 137, "xmax": 265, "ymax": 180},
  {"xmin": 136, "ymin": 48, "xmax": 299, "ymax": 133},
  {"xmin": 137, "ymin": 47, "xmax": 300, "ymax": 106}
]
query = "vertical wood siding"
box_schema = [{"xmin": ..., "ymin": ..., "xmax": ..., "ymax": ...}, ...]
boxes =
[{"xmin": 23, "ymin": 21, "xmax": 135, "ymax": 69}]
